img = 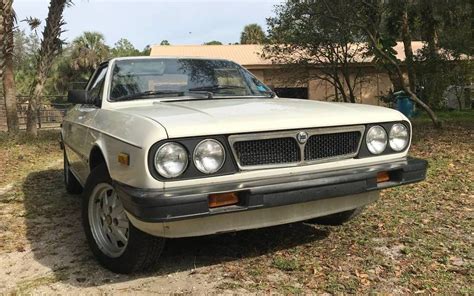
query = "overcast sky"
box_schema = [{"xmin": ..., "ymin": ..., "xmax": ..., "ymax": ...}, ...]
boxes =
[{"xmin": 14, "ymin": 0, "xmax": 281, "ymax": 49}]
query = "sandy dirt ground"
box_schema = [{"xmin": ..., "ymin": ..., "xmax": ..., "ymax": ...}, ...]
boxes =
[
  {"xmin": 0, "ymin": 160, "xmax": 252, "ymax": 294},
  {"xmin": 0, "ymin": 160, "xmax": 320, "ymax": 294}
]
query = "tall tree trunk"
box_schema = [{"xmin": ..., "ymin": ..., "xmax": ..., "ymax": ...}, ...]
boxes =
[
  {"xmin": 341, "ymin": 69, "xmax": 356, "ymax": 103},
  {"xmin": 363, "ymin": 27, "xmax": 441, "ymax": 128},
  {"xmin": 3, "ymin": 56, "xmax": 19, "ymax": 133},
  {"xmin": 421, "ymin": 0, "xmax": 441, "ymax": 107},
  {"xmin": 332, "ymin": 67, "xmax": 340, "ymax": 102},
  {"xmin": 401, "ymin": 2, "xmax": 417, "ymax": 92},
  {"xmin": 0, "ymin": 0, "xmax": 5, "ymax": 125},
  {"xmin": 26, "ymin": 0, "xmax": 69, "ymax": 136},
  {"xmin": 422, "ymin": 0, "xmax": 439, "ymax": 61},
  {"xmin": 333, "ymin": 80, "xmax": 339, "ymax": 101},
  {"xmin": 26, "ymin": 61, "xmax": 49, "ymax": 136},
  {"xmin": 387, "ymin": 69, "xmax": 403, "ymax": 91},
  {"xmin": 332, "ymin": 72, "xmax": 349, "ymax": 103},
  {"xmin": 1, "ymin": 0, "xmax": 19, "ymax": 133}
]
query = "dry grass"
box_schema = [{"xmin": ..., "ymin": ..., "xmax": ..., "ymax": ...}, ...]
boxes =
[
  {"xmin": 0, "ymin": 130, "xmax": 62, "ymax": 188},
  {"xmin": 0, "ymin": 113, "xmax": 472, "ymax": 294},
  {"xmin": 0, "ymin": 130, "xmax": 63, "ymax": 254}
]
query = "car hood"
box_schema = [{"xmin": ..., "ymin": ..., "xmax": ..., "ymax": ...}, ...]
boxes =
[{"xmin": 119, "ymin": 98, "xmax": 406, "ymax": 138}]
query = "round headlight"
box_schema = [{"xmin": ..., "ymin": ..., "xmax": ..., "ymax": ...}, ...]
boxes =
[
  {"xmin": 193, "ymin": 139, "xmax": 225, "ymax": 174},
  {"xmin": 366, "ymin": 125, "xmax": 387, "ymax": 155},
  {"xmin": 389, "ymin": 123, "xmax": 409, "ymax": 151},
  {"xmin": 154, "ymin": 142, "xmax": 188, "ymax": 178}
]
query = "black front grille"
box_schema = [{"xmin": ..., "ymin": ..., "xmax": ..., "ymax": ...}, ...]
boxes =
[
  {"xmin": 233, "ymin": 137, "xmax": 300, "ymax": 166},
  {"xmin": 304, "ymin": 131, "xmax": 361, "ymax": 161}
]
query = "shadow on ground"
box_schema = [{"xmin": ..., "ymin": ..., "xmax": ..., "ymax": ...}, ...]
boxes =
[{"xmin": 22, "ymin": 169, "xmax": 330, "ymax": 287}]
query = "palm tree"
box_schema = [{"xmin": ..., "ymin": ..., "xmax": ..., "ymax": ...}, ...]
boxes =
[
  {"xmin": 26, "ymin": 0, "xmax": 72, "ymax": 136},
  {"xmin": 240, "ymin": 24, "xmax": 266, "ymax": 44},
  {"xmin": 71, "ymin": 31, "xmax": 110, "ymax": 73},
  {"xmin": 0, "ymin": 0, "xmax": 19, "ymax": 133}
]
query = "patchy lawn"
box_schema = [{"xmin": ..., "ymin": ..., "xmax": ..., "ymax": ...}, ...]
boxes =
[
  {"xmin": 0, "ymin": 131, "xmax": 62, "ymax": 188},
  {"xmin": 0, "ymin": 112, "xmax": 472, "ymax": 294}
]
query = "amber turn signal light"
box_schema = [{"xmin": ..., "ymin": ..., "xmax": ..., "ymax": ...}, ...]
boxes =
[
  {"xmin": 377, "ymin": 171, "xmax": 390, "ymax": 183},
  {"xmin": 118, "ymin": 153, "xmax": 130, "ymax": 166},
  {"xmin": 208, "ymin": 192, "xmax": 239, "ymax": 208}
]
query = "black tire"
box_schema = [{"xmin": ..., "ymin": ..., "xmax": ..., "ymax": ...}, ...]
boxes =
[
  {"xmin": 82, "ymin": 163, "xmax": 165, "ymax": 274},
  {"xmin": 306, "ymin": 207, "xmax": 365, "ymax": 226},
  {"xmin": 64, "ymin": 151, "xmax": 83, "ymax": 194}
]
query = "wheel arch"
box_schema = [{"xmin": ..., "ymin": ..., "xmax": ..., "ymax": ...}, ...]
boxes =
[{"xmin": 89, "ymin": 145, "xmax": 109, "ymax": 172}]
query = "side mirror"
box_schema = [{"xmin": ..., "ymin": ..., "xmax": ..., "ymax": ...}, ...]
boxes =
[{"xmin": 67, "ymin": 90, "xmax": 94, "ymax": 104}]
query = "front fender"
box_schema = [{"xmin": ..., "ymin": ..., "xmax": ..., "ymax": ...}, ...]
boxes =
[{"xmin": 86, "ymin": 109, "xmax": 169, "ymax": 189}]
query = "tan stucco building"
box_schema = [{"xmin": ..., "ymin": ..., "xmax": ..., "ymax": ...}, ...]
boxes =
[{"xmin": 150, "ymin": 43, "xmax": 423, "ymax": 105}]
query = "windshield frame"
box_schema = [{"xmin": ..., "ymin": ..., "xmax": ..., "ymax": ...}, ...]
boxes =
[{"xmin": 105, "ymin": 57, "xmax": 274, "ymax": 103}]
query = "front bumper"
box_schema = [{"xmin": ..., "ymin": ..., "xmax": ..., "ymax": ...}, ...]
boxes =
[{"xmin": 116, "ymin": 157, "xmax": 427, "ymax": 227}]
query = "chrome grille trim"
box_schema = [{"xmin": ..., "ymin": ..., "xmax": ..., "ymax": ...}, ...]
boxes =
[
  {"xmin": 304, "ymin": 131, "xmax": 362, "ymax": 162},
  {"xmin": 233, "ymin": 137, "xmax": 300, "ymax": 166},
  {"xmin": 228, "ymin": 125, "xmax": 366, "ymax": 171}
]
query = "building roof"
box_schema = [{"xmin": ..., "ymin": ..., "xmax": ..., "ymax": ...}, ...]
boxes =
[
  {"xmin": 150, "ymin": 44, "xmax": 269, "ymax": 67},
  {"xmin": 150, "ymin": 42, "xmax": 425, "ymax": 68}
]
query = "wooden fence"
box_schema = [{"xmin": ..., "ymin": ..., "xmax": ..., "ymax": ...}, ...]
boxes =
[{"xmin": 0, "ymin": 96, "xmax": 70, "ymax": 131}]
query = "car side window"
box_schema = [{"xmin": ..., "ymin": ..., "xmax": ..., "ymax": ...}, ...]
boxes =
[{"xmin": 88, "ymin": 67, "xmax": 108, "ymax": 106}]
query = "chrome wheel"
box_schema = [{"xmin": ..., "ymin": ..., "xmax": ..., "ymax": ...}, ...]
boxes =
[{"xmin": 88, "ymin": 183, "xmax": 129, "ymax": 258}]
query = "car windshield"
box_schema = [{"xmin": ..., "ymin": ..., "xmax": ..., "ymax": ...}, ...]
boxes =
[{"xmin": 109, "ymin": 58, "xmax": 273, "ymax": 101}]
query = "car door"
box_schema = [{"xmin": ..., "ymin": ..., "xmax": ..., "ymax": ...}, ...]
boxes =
[{"xmin": 64, "ymin": 65, "xmax": 108, "ymax": 184}]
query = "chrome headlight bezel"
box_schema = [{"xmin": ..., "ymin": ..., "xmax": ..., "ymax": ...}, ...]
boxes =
[
  {"xmin": 154, "ymin": 142, "xmax": 188, "ymax": 178},
  {"xmin": 389, "ymin": 123, "xmax": 409, "ymax": 152},
  {"xmin": 193, "ymin": 139, "xmax": 226, "ymax": 174},
  {"xmin": 359, "ymin": 121, "xmax": 411, "ymax": 158},
  {"xmin": 366, "ymin": 125, "xmax": 388, "ymax": 155},
  {"xmin": 148, "ymin": 136, "xmax": 236, "ymax": 181}
]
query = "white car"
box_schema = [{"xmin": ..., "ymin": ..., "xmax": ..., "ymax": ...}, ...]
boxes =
[{"xmin": 61, "ymin": 57, "xmax": 427, "ymax": 273}]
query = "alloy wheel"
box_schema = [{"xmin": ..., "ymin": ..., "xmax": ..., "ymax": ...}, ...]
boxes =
[{"xmin": 88, "ymin": 183, "xmax": 129, "ymax": 258}]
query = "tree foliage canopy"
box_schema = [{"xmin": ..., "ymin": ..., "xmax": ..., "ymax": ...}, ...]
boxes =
[
  {"xmin": 10, "ymin": 31, "xmax": 152, "ymax": 97},
  {"xmin": 263, "ymin": 1, "xmax": 367, "ymax": 103},
  {"xmin": 263, "ymin": 0, "xmax": 471, "ymax": 124},
  {"xmin": 111, "ymin": 38, "xmax": 141, "ymax": 57},
  {"xmin": 240, "ymin": 23, "xmax": 266, "ymax": 44},
  {"xmin": 70, "ymin": 31, "xmax": 110, "ymax": 72},
  {"xmin": 3, "ymin": 0, "xmax": 471, "ymax": 115},
  {"xmin": 203, "ymin": 40, "xmax": 223, "ymax": 45}
]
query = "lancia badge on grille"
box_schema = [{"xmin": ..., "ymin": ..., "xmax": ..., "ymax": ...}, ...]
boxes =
[{"xmin": 296, "ymin": 131, "xmax": 308, "ymax": 144}]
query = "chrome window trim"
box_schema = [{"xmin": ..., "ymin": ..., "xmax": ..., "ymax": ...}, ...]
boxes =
[{"xmin": 228, "ymin": 125, "xmax": 366, "ymax": 171}]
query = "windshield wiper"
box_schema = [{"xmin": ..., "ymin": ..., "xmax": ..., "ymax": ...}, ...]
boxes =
[
  {"xmin": 188, "ymin": 85, "xmax": 276, "ymax": 99},
  {"xmin": 113, "ymin": 90, "xmax": 185, "ymax": 101},
  {"xmin": 187, "ymin": 85, "xmax": 248, "ymax": 99},
  {"xmin": 188, "ymin": 85, "xmax": 246, "ymax": 92}
]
